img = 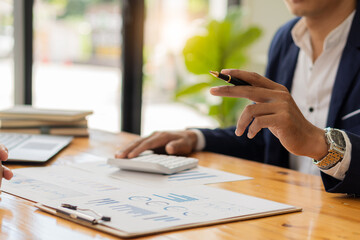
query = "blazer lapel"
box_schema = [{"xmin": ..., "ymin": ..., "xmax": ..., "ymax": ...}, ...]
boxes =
[
  {"xmin": 327, "ymin": 47, "xmax": 360, "ymax": 126},
  {"xmin": 327, "ymin": 7, "xmax": 360, "ymax": 127}
]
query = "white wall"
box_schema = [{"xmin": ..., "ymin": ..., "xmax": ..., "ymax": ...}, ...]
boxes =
[{"xmin": 242, "ymin": 0, "xmax": 294, "ymax": 74}]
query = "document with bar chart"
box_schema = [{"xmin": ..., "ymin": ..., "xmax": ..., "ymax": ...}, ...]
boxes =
[
  {"xmin": 1, "ymin": 166, "xmax": 146, "ymax": 204},
  {"xmin": 2, "ymin": 165, "xmax": 300, "ymax": 237},
  {"xmin": 42, "ymin": 185, "xmax": 300, "ymax": 237}
]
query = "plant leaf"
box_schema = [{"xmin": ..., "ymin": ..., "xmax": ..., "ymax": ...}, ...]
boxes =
[
  {"xmin": 180, "ymin": 8, "xmax": 262, "ymax": 127},
  {"xmin": 183, "ymin": 35, "xmax": 220, "ymax": 75},
  {"xmin": 208, "ymin": 105, "xmax": 219, "ymax": 116},
  {"xmin": 230, "ymin": 26, "xmax": 262, "ymax": 51},
  {"xmin": 175, "ymin": 82, "xmax": 210, "ymax": 98}
]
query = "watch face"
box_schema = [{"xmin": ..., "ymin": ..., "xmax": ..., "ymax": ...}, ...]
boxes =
[{"xmin": 330, "ymin": 130, "xmax": 346, "ymax": 148}]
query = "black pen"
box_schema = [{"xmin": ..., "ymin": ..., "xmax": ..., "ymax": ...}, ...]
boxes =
[{"xmin": 209, "ymin": 71, "xmax": 251, "ymax": 86}]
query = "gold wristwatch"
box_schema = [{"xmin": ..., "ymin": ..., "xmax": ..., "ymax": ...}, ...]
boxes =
[{"xmin": 313, "ymin": 128, "xmax": 346, "ymax": 170}]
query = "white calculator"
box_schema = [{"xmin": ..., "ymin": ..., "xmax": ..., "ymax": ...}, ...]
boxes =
[{"xmin": 107, "ymin": 154, "xmax": 198, "ymax": 174}]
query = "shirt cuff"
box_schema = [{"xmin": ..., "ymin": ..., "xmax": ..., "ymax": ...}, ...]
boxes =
[
  {"xmin": 320, "ymin": 130, "xmax": 351, "ymax": 181},
  {"xmin": 188, "ymin": 129, "xmax": 206, "ymax": 151}
]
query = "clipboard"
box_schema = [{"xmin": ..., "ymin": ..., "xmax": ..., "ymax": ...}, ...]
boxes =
[
  {"xmin": 3, "ymin": 165, "xmax": 302, "ymax": 238},
  {"xmin": 35, "ymin": 203, "xmax": 302, "ymax": 238}
]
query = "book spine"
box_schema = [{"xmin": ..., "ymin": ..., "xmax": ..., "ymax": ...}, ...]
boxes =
[{"xmin": 0, "ymin": 127, "xmax": 89, "ymax": 137}]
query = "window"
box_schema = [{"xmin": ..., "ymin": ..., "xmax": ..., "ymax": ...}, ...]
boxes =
[
  {"xmin": 0, "ymin": 0, "xmax": 14, "ymax": 109},
  {"xmin": 32, "ymin": 0, "xmax": 122, "ymax": 132},
  {"xmin": 141, "ymin": 0, "xmax": 226, "ymax": 135}
]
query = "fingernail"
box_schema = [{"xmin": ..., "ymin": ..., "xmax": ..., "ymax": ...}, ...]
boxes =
[
  {"xmin": 115, "ymin": 151, "xmax": 123, "ymax": 158},
  {"xmin": 1, "ymin": 146, "xmax": 7, "ymax": 153},
  {"xmin": 167, "ymin": 145, "xmax": 175, "ymax": 154},
  {"xmin": 210, "ymin": 87, "xmax": 220, "ymax": 93}
]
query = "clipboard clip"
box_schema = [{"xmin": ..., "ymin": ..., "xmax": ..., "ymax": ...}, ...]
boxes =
[{"xmin": 58, "ymin": 203, "xmax": 111, "ymax": 224}]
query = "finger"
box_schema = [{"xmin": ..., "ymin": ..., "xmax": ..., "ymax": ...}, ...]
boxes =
[
  {"xmin": 165, "ymin": 138, "xmax": 191, "ymax": 155},
  {"xmin": 210, "ymin": 85, "xmax": 288, "ymax": 103},
  {"xmin": 235, "ymin": 103, "xmax": 277, "ymax": 136},
  {"xmin": 220, "ymin": 69, "xmax": 286, "ymax": 91},
  {"xmin": 247, "ymin": 114, "xmax": 277, "ymax": 139},
  {"xmin": 0, "ymin": 144, "xmax": 8, "ymax": 161},
  {"xmin": 115, "ymin": 137, "xmax": 147, "ymax": 158},
  {"xmin": 127, "ymin": 133, "xmax": 178, "ymax": 158},
  {"xmin": 2, "ymin": 166, "xmax": 13, "ymax": 180},
  {"xmin": 0, "ymin": 166, "xmax": 2, "ymax": 187}
]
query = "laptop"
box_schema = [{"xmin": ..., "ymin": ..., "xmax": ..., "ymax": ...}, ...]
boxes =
[{"xmin": 0, "ymin": 133, "xmax": 73, "ymax": 162}]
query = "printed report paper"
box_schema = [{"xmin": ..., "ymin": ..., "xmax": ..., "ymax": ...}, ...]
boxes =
[
  {"xmin": 69, "ymin": 160, "xmax": 252, "ymax": 187},
  {"xmin": 2, "ymin": 164, "xmax": 300, "ymax": 236}
]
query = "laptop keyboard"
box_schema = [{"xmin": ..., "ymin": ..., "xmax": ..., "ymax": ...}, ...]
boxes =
[{"xmin": 0, "ymin": 133, "xmax": 32, "ymax": 150}]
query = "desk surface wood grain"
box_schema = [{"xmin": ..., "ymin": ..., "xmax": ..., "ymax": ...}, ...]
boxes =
[{"xmin": 1, "ymin": 130, "xmax": 359, "ymax": 240}]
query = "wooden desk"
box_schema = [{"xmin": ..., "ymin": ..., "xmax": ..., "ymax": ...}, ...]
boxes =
[{"xmin": 1, "ymin": 130, "xmax": 359, "ymax": 240}]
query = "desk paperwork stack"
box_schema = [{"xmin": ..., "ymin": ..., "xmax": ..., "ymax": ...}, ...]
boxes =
[{"xmin": 0, "ymin": 105, "xmax": 93, "ymax": 137}]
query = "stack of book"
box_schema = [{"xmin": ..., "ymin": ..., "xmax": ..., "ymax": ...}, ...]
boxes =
[{"xmin": 0, "ymin": 105, "xmax": 93, "ymax": 137}]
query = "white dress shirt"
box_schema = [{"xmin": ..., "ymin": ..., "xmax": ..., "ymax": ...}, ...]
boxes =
[
  {"xmin": 192, "ymin": 11, "xmax": 355, "ymax": 180},
  {"xmin": 289, "ymin": 11, "xmax": 355, "ymax": 180}
]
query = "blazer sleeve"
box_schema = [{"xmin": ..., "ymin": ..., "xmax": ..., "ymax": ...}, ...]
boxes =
[
  {"xmin": 321, "ymin": 131, "xmax": 360, "ymax": 195},
  {"xmin": 198, "ymin": 127, "xmax": 265, "ymax": 162}
]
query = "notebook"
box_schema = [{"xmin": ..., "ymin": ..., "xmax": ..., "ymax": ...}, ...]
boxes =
[{"xmin": 0, "ymin": 133, "xmax": 73, "ymax": 162}]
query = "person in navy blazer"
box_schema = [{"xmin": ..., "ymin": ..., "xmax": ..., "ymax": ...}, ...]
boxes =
[{"xmin": 117, "ymin": 0, "xmax": 360, "ymax": 195}]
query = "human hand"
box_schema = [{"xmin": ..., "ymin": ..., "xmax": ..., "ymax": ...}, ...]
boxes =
[
  {"xmin": 0, "ymin": 144, "xmax": 14, "ymax": 188},
  {"xmin": 115, "ymin": 130, "xmax": 198, "ymax": 158},
  {"xmin": 210, "ymin": 69, "xmax": 328, "ymax": 160}
]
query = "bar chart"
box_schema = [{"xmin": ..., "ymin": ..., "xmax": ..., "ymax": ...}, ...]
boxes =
[
  {"xmin": 167, "ymin": 170, "xmax": 218, "ymax": 182},
  {"xmin": 153, "ymin": 193, "xmax": 198, "ymax": 203}
]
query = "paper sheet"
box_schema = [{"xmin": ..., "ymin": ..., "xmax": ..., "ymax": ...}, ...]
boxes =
[
  {"xmin": 2, "ymin": 165, "xmax": 299, "ymax": 236},
  {"xmin": 1, "ymin": 166, "xmax": 145, "ymax": 204},
  {"xmin": 43, "ymin": 185, "xmax": 296, "ymax": 234},
  {"xmin": 69, "ymin": 160, "xmax": 252, "ymax": 187}
]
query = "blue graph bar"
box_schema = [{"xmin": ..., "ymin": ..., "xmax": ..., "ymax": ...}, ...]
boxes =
[
  {"xmin": 87, "ymin": 198, "xmax": 120, "ymax": 206},
  {"xmin": 167, "ymin": 171, "xmax": 218, "ymax": 181},
  {"xmin": 169, "ymin": 175, "xmax": 218, "ymax": 181},
  {"xmin": 168, "ymin": 173, "xmax": 210, "ymax": 179},
  {"xmin": 143, "ymin": 215, "xmax": 181, "ymax": 222},
  {"xmin": 153, "ymin": 193, "xmax": 198, "ymax": 202},
  {"xmin": 110, "ymin": 204, "xmax": 156, "ymax": 217}
]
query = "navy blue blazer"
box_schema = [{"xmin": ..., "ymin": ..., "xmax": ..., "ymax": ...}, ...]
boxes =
[{"xmin": 199, "ymin": 5, "xmax": 360, "ymax": 195}]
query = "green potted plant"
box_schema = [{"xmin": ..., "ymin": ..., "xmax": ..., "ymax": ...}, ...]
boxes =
[{"xmin": 176, "ymin": 9, "xmax": 262, "ymax": 127}]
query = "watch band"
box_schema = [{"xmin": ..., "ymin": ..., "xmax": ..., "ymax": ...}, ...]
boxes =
[{"xmin": 313, "ymin": 128, "xmax": 345, "ymax": 170}]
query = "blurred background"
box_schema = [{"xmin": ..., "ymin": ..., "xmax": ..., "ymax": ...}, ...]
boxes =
[{"xmin": 0, "ymin": 0, "xmax": 293, "ymax": 136}]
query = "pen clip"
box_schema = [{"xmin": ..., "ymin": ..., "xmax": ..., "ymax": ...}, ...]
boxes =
[{"xmin": 61, "ymin": 203, "xmax": 111, "ymax": 223}]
